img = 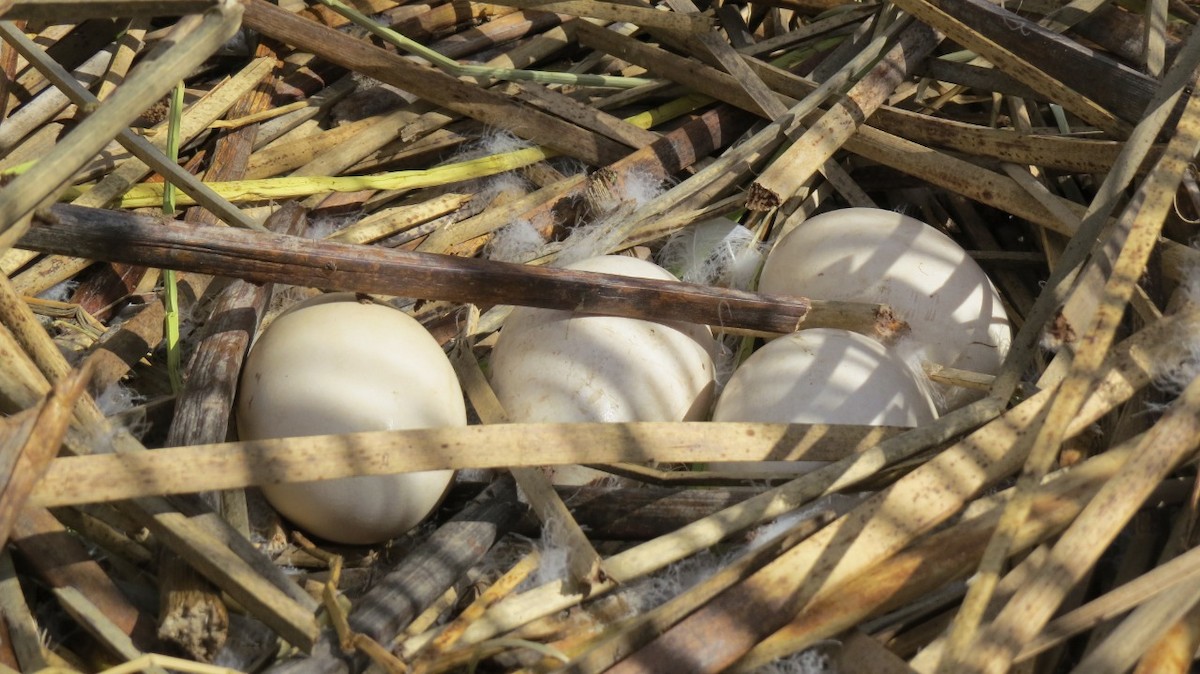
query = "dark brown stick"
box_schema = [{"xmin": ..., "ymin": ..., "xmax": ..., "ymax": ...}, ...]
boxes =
[
  {"xmin": 0, "ymin": 0, "xmax": 214, "ymax": 20},
  {"xmin": 907, "ymin": 0, "xmax": 1155, "ymax": 126},
  {"xmin": 25, "ymin": 204, "xmax": 903, "ymax": 338}
]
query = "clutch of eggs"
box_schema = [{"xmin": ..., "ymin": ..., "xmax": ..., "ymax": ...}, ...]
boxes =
[
  {"xmin": 758, "ymin": 207, "xmax": 1012, "ymax": 410},
  {"xmin": 236, "ymin": 293, "xmax": 464, "ymax": 545},
  {"xmin": 489, "ymin": 255, "xmax": 717, "ymax": 484}
]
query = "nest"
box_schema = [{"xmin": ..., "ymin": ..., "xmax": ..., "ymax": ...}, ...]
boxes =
[{"xmin": 1, "ymin": 0, "xmax": 1199, "ymax": 672}]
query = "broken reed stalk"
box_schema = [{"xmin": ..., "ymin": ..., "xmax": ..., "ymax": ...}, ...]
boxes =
[
  {"xmin": 416, "ymin": 101, "xmax": 750, "ymax": 255},
  {"xmin": 7, "ymin": 34, "xmax": 269, "ymax": 226},
  {"xmin": 948, "ymin": 33, "xmax": 1200, "ymax": 656},
  {"xmin": 0, "ymin": 281, "xmax": 320, "ymax": 650},
  {"xmin": 240, "ymin": 0, "xmax": 628, "ymax": 167},
  {"xmin": 1072, "ymin": 571, "xmax": 1200, "ymax": 674},
  {"xmin": 745, "ymin": 18, "xmax": 936, "ymax": 210},
  {"xmin": 1056, "ymin": 26, "xmax": 1200, "ymax": 339},
  {"xmin": 268, "ymin": 478, "xmax": 526, "ymax": 674},
  {"xmin": 594, "ymin": 304, "xmax": 1194, "ymax": 674},
  {"xmin": 729, "ymin": 442, "xmax": 1137, "ymax": 672},
  {"xmin": 938, "ymin": 68, "xmax": 1200, "ymax": 674},
  {"xmin": 967, "ymin": 360, "xmax": 1200, "ymax": 673},
  {"xmin": 450, "ymin": 338, "xmax": 606, "ymax": 592},
  {"xmin": 22, "ymin": 204, "xmax": 904, "ymax": 338},
  {"xmin": 452, "ymin": 398, "xmax": 1003, "ymax": 650},
  {"xmin": 84, "ymin": 54, "xmax": 280, "ymax": 390},
  {"xmin": 0, "ymin": 0, "xmax": 244, "ymax": 247},
  {"xmin": 155, "ymin": 204, "xmax": 306, "ymax": 661},
  {"xmin": 556, "ymin": 508, "xmax": 841, "ymax": 674},
  {"xmin": 890, "ymin": 0, "xmax": 1131, "ymax": 136},
  {"xmin": 0, "ymin": 360, "xmax": 91, "ymax": 548},
  {"xmin": 32, "ymin": 422, "xmax": 904, "ymax": 507}
]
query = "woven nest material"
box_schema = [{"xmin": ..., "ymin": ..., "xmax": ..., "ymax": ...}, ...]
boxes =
[{"xmin": 1, "ymin": 1, "xmax": 1199, "ymax": 673}]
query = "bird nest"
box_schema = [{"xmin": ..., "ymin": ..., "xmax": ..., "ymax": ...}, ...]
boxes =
[{"xmin": 1, "ymin": 1, "xmax": 1199, "ymax": 673}]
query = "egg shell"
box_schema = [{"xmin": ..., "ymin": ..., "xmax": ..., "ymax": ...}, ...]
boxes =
[
  {"xmin": 490, "ymin": 255, "xmax": 717, "ymax": 484},
  {"xmin": 712, "ymin": 328, "xmax": 937, "ymax": 475},
  {"xmin": 236, "ymin": 294, "xmax": 463, "ymax": 545},
  {"xmin": 759, "ymin": 207, "xmax": 1011, "ymax": 408}
]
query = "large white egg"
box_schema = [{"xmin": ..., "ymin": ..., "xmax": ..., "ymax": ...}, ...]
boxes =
[
  {"xmin": 712, "ymin": 328, "xmax": 937, "ymax": 474},
  {"xmin": 490, "ymin": 255, "xmax": 717, "ymax": 484},
  {"xmin": 759, "ymin": 208, "xmax": 1011, "ymax": 408},
  {"xmin": 236, "ymin": 293, "xmax": 463, "ymax": 545}
]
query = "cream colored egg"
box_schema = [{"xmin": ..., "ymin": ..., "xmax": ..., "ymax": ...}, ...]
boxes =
[
  {"xmin": 712, "ymin": 328, "xmax": 937, "ymax": 475},
  {"xmin": 236, "ymin": 293, "xmax": 463, "ymax": 545},
  {"xmin": 759, "ymin": 208, "xmax": 1011, "ymax": 408},
  {"xmin": 490, "ymin": 255, "xmax": 717, "ymax": 484}
]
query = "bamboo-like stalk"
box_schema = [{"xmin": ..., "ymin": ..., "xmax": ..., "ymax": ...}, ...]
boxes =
[
  {"xmin": 1070, "ymin": 575, "xmax": 1200, "ymax": 674},
  {"xmin": 316, "ymin": 0, "xmax": 652, "ymax": 88},
  {"xmin": 448, "ymin": 322, "xmax": 607, "ymax": 583},
  {"xmin": 32, "ymin": 422, "xmax": 903, "ymax": 507},
  {"xmin": 937, "ymin": 52, "xmax": 1200, "ymax": 673},
  {"xmin": 965, "ymin": 372, "xmax": 1200, "ymax": 673},
  {"xmin": 730, "ymin": 441, "xmax": 1137, "ymax": 672},
  {"xmin": 889, "ymin": 0, "xmax": 1130, "ymax": 136},
  {"xmin": 1014, "ymin": 542, "xmax": 1200, "ymax": 664},
  {"xmin": 0, "ymin": 552, "xmax": 46, "ymax": 671},
  {"xmin": 241, "ymin": 0, "xmax": 628, "ymax": 167},
  {"xmin": 594, "ymin": 302, "xmax": 1194, "ymax": 673},
  {"xmin": 744, "ymin": 18, "xmax": 934, "ymax": 210},
  {"xmin": 0, "ymin": 0, "xmax": 244, "ymax": 247},
  {"xmin": 0, "ymin": 361, "xmax": 90, "ymax": 548}
]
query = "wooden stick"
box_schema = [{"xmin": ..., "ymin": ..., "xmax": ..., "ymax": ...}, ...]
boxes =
[
  {"xmin": 0, "ymin": 0, "xmax": 215, "ymax": 19},
  {"xmin": 23, "ymin": 203, "xmax": 905, "ymax": 338}
]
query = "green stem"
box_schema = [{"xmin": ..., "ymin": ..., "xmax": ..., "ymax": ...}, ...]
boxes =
[{"xmin": 163, "ymin": 81, "xmax": 184, "ymax": 395}]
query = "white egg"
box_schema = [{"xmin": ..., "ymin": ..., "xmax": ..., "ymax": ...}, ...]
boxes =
[
  {"xmin": 758, "ymin": 207, "xmax": 1011, "ymax": 409},
  {"xmin": 712, "ymin": 328, "xmax": 937, "ymax": 474},
  {"xmin": 490, "ymin": 255, "xmax": 717, "ymax": 484},
  {"xmin": 236, "ymin": 293, "xmax": 463, "ymax": 545}
]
